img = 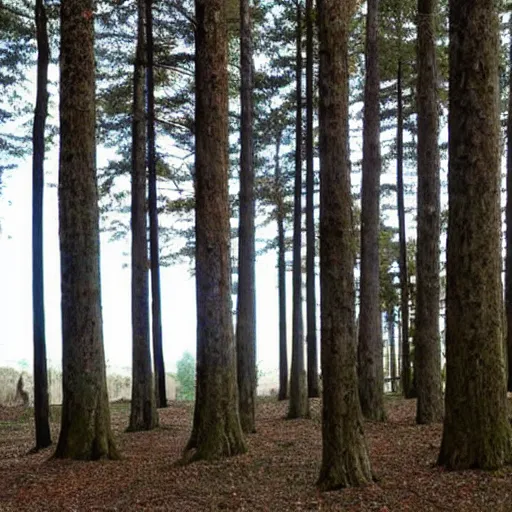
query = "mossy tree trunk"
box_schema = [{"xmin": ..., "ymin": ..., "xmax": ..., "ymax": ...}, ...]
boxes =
[
  {"xmin": 128, "ymin": 0, "xmax": 158, "ymax": 433},
  {"xmin": 146, "ymin": 0, "xmax": 167, "ymax": 409},
  {"xmin": 358, "ymin": 0, "xmax": 385, "ymax": 422},
  {"xmin": 32, "ymin": 0, "xmax": 51, "ymax": 451},
  {"xmin": 317, "ymin": 0, "xmax": 373, "ymax": 490},
  {"xmin": 438, "ymin": 0, "xmax": 511, "ymax": 470},
  {"xmin": 414, "ymin": 0, "xmax": 443, "ymax": 425},
  {"xmin": 288, "ymin": 0, "xmax": 309, "ymax": 420},
  {"xmin": 275, "ymin": 131, "xmax": 289, "ymax": 402},
  {"xmin": 236, "ymin": 0, "xmax": 257, "ymax": 434},
  {"xmin": 55, "ymin": 0, "xmax": 119, "ymax": 460},
  {"xmin": 305, "ymin": 0, "xmax": 319, "ymax": 400},
  {"xmin": 185, "ymin": 0, "xmax": 247, "ymax": 461}
]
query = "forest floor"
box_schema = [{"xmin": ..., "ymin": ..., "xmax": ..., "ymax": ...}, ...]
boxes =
[{"xmin": 1, "ymin": 396, "xmax": 512, "ymax": 511}]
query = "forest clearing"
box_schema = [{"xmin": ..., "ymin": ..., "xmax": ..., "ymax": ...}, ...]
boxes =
[{"xmin": 1, "ymin": 397, "xmax": 511, "ymax": 512}]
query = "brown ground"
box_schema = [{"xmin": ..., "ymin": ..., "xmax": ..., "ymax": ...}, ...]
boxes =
[{"xmin": 1, "ymin": 397, "xmax": 512, "ymax": 511}]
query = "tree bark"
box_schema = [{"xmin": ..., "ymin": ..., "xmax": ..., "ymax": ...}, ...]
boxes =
[
  {"xmin": 236, "ymin": 0, "xmax": 257, "ymax": 434},
  {"xmin": 128, "ymin": 0, "xmax": 158, "ymax": 432},
  {"xmin": 388, "ymin": 308, "xmax": 397, "ymax": 393},
  {"xmin": 275, "ymin": 131, "xmax": 288, "ymax": 402},
  {"xmin": 32, "ymin": 0, "xmax": 51, "ymax": 450},
  {"xmin": 506, "ymin": 14, "xmax": 512, "ymax": 392},
  {"xmin": 305, "ymin": 0, "xmax": 319, "ymax": 399},
  {"xmin": 146, "ymin": 0, "xmax": 167, "ymax": 409},
  {"xmin": 185, "ymin": 0, "xmax": 246, "ymax": 461},
  {"xmin": 438, "ymin": 0, "xmax": 511, "ymax": 470},
  {"xmin": 288, "ymin": 0, "xmax": 309, "ymax": 420},
  {"xmin": 55, "ymin": 0, "xmax": 119, "ymax": 460},
  {"xmin": 414, "ymin": 0, "xmax": 443, "ymax": 424},
  {"xmin": 317, "ymin": 0, "xmax": 373, "ymax": 490},
  {"xmin": 396, "ymin": 58, "xmax": 412, "ymax": 399},
  {"xmin": 358, "ymin": 0, "xmax": 384, "ymax": 422}
]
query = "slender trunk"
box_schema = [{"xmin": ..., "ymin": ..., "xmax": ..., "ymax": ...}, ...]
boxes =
[
  {"xmin": 276, "ymin": 131, "xmax": 288, "ymax": 401},
  {"xmin": 358, "ymin": 0, "xmax": 384, "ymax": 421},
  {"xmin": 317, "ymin": 0, "xmax": 373, "ymax": 490},
  {"xmin": 305, "ymin": 0, "xmax": 319, "ymax": 399},
  {"xmin": 236, "ymin": 0, "xmax": 256, "ymax": 434},
  {"xmin": 506, "ymin": 15, "xmax": 512, "ymax": 392},
  {"xmin": 32, "ymin": 0, "xmax": 51, "ymax": 450},
  {"xmin": 438, "ymin": 0, "xmax": 511, "ymax": 469},
  {"xmin": 415, "ymin": 0, "xmax": 443, "ymax": 424},
  {"xmin": 388, "ymin": 309, "xmax": 397, "ymax": 393},
  {"xmin": 288, "ymin": 0, "xmax": 309, "ymax": 419},
  {"xmin": 129, "ymin": 0, "xmax": 158, "ymax": 432},
  {"xmin": 55, "ymin": 0, "xmax": 119, "ymax": 459},
  {"xmin": 185, "ymin": 0, "xmax": 246, "ymax": 461},
  {"xmin": 146, "ymin": 0, "xmax": 167, "ymax": 408},
  {"xmin": 396, "ymin": 58, "xmax": 411, "ymax": 398}
]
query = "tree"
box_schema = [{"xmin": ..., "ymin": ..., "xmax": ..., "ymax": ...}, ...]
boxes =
[
  {"xmin": 437, "ymin": 0, "xmax": 511, "ymax": 469},
  {"xmin": 305, "ymin": 0, "xmax": 319, "ymax": 399},
  {"xmin": 54, "ymin": 0, "xmax": 119, "ymax": 460},
  {"xmin": 414, "ymin": 0, "xmax": 442, "ymax": 424},
  {"xmin": 236, "ymin": 0, "xmax": 257, "ymax": 434},
  {"xmin": 128, "ymin": 0, "xmax": 158, "ymax": 432},
  {"xmin": 146, "ymin": 0, "xmax": 167, "ymax": 409},
  {"xmin": 317, "ymin": 0, "xmax": 373, "ymax": 490},
  {"xmin": 358, "ymin": 0, "xmax": 385, "ymax": 422},
  {"xmin": 176, "ymin": 351, "xmax": 196, "ymax": 401},
  {"xmin": 288, "ymin": 0, "xmax": 309, "ymax": 420},
  {"xmin": 31, "ymin": 0, "xmax": 51, "ymax": 451},
  {"xmin": 506, "ymin": 14, "xmax": 512, "ymax": 392},
  {"xmin": 185, "ymin": 0, "xmax": 246, "ymax": 461}
]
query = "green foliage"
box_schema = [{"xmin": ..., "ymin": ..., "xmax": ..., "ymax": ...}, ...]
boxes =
[{"xmin": 176, "ymin": 352, "xmax": 195, "ymax": 401}]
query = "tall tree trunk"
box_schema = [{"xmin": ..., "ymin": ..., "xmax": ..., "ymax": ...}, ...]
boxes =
[
  {"xmin": 438, "ymin": 0, "xmax": 511, "ymax": 470},
  {"xmin": 32, "ymin": 0, "xmax": 51, "ymax": 450},
  {"xmin": 414, "ymin": 0, "xmax": 443, "ymax": 424},
  {"xmin": 185, "ymin": 0, "xmax": 246, "ymax": 461},
  {"xmin": 358, "ymin": 0, "xmax": 384, "ymax": 422},
  {"xmin": 236, "ymin": 0, "xmax": 256, "ymax": 434},
  {"xmin": 317, "ymin": 0, "xmax": 373, "ymax": 490},
  {"xmin": 146, "ymin": 0, "xmax": 167, "ymax": 408},
  {"xmin": 305, "ymin": 0, "xmax": 319, "ymax": 399},
  {"xmin": 288, "ymin": 0, "xmax": 309, "ymax": 420},
  {"xmin": 55, "ymin": 0, "xmax": 119, "ymax": 460},
  {"xmin": 276, "ymin": 131, "xmax": 288, "ymax": 401},
  {"xmin": 506, "ymin": 15, "xmax": 512, "ymax": 392},
  {"xmin": 396, "ymin": 58, "xmax": 412, "ymax": 398},
  {"xmin": 128, "ymin": 0, "xmax": 158, "ymax": 432},
  {"xmin": 388, "ymin": 308, "xmax": 397, "ymax": 393}
]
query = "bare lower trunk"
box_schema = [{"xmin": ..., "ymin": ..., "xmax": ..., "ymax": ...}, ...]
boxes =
[
  {"xmin": 146, "ymin": 0, "xmax": 167, "ymax": 409},
  {"xmin": 305, "ymin": 0, "xmax": 319, "ymax": 399},
  {"xmin": 317, "ymin": 0, "xmax": 373, "ymax": 490},
  {"xmin": 414, "ymin": 0, "xmax": 442, "ymax": 424},
  {"xmin": 388, "ymin": 309, "xmax": 397, "ymax": 393},
  {"xmin": 129, "ymin": 0, "xmax": 158, "ymax": 432},
  {"xmin": 186, "ymin": 0, "xmax": 246, "ymax": 461},
  {"xmin": 288, "ymin": 0, "xmax": 309, "ymax": 420},
  {"xmin": 506, "ymin": 15, "xmax": 512, "ymax": 392},
  {"xmin": 275, "ymin": 132, "xmax": 288, "ymax": 402},
  {"xmin": 358, "ymin": 0, "xmax": 384, "ymax": 421},
  {"xmin": 55, "ymin": 0, "xmax": 118, "ymax": 460},
  {"xmin": 438, "ymin": 0, "xmax": 511, "ymax": 469},
  {"xmin": 32, "ymin": 0, "xmax": 51, "ymax": 451},
  {"xmin": 236, "ymin": 0, "xmax": 257, "ymax": 434}
]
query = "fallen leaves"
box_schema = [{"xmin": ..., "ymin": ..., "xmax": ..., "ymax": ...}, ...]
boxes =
[{"xmin": 1, "ymin": 397, "xmax": 512, "ymax": 511}]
